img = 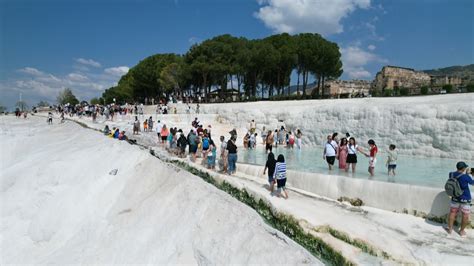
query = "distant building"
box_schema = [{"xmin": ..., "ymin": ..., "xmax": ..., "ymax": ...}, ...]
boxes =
[
  {"xmin": 373, "ymin": 66, "xmax": 431, "ymax": 94},
  {"xmin": 287, "ymin": 80, "xmax": 370, "ymax": 98},
  {"xmin": 209, "ymin": 88, "xmax": 242, "ymax": 102},
  {"xmin": 430, "ymin": 75, "xmax": 462, "ymax": 87},
  {"xmin": 324, "ymin": 80, "xmax": 371, "ymax": 98}
]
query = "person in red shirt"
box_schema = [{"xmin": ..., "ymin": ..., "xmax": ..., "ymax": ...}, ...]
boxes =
[{"xmin": 366, "ymin": 139, "xmax": 378, "ymax": 177}]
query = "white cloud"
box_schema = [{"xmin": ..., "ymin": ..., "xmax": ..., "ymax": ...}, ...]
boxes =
[
  {"xmin": 1, "ymin": 62, "xmax": 128, "ymax": 108},
  {"xmin": 367, "ymin": 44, "xmax": 376, "ymax": 50},
  {"xmin": 76, "ymin": 58, "xmax": 101, "ymax": 68},
  {"xmin": 67, "ymin": 73, "xmax": 89, "ymax": 81},
  {"xmin": 18, "ymin": 67, "xmax": 44, "ymax": 76},
  {"xmin": 104, "ymin": 66, "xmax": 129, "ymax": 77},
  {"xmin": 341, "ymin": 45, "xmax": 386, "ymax": 79},
  {"xmin": 365, "ymin": 19, "xmax": 384, "ymax": 41},
  {"xmin": 255, "ymin": 0, "xmax": 371, "ymax": 35}
]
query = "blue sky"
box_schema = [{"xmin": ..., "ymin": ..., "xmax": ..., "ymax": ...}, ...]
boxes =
[{"xmin": 0, "ymin": 0, "xmax": 473, "ymax": 109}]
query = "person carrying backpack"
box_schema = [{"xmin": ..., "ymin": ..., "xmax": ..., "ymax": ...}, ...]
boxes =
[
  {"xmin": 445, "ymin": 161, "xmax": 473, "ymax": 237},
  {"xmin": 201, "ymin": 134, "xmax": 210, "ymax": 163}
]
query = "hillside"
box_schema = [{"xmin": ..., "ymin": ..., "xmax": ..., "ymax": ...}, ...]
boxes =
[{"xmin": 423, "ymin": 64, "xmax": 474, "ymax": 82}]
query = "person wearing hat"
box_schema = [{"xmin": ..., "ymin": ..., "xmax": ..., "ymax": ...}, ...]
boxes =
[{"xmin": 446, "ymin": 161, "xmax": 473, "ymax": 237}]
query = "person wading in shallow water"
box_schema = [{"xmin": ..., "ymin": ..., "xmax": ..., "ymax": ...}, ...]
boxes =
[
  {"xmin": 323, "ymin": 135, "xmax": 338, "ymax": 170},
  {"xmin": 365, "ymin": 139, "xmax": 378, "ymax": 177},
  {"xmin": 346, "ymin": 137, "xmax": 363, "ymax": 173}
]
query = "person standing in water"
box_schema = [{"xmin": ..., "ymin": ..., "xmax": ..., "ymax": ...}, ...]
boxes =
[
  {"xmin": 250, "ymin": 119, "xmax": 256, "ymax": 134},
  {"xmin": 338, "ymin": 138, "xmax": 348, "ymax": 170},
  {"xmin": 296, "ymin": 129, "xmax": 303, "ymax": 150},
  {"xmin": 263, "ymin": 152, "xmax": 276, "ymax": 193},
  {"xmin": 288, "ymin": 131, "xmax": 295, "ymax": 149},
  {"xmin": 386, "ymin": 144, "xmax": 398, "ymax": 177},
  {"xmin": 365, "ymin": 139, "xmax": 378, "ymax": 177},
  {"xmin": 261, "ymin": 126, "xmax": 267, "ymax": 145},
  {"xmin": 274, "ymin": 154, "xmax": 288, "ymax": 199},
  {"xmin": 323, "ymin": 135, "xmax": 338, "ymax": 170},
  {"xmin": 265, "ymin": 130, "xmax": 274, "ymax": 153},
  {"xmin": 346, "ymin": 137, "xmax": 362, "ymax": 173}
]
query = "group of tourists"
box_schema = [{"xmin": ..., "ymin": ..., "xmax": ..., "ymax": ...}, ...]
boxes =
[
  {"xmin": 239, "ymin": 120, "xmax": 304, "ymax": 153},
  {"xmin": 102, "ymin": 124, "xmax": 137, "ymax": 145},
  {"xmin": 323, "ymin": 132, "xmax": 398, "ymax": 177},
  {"xmin": 14, "ymin": 109, "xmax": 28, "ymax": 118}
]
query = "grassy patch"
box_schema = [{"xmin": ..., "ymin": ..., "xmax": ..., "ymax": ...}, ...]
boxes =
[
  {"xmin": 320, "ymin": 226, "xmax": 391, "ymax": 259},
  {"xmin": 169, "ymin": 160, "xmax": 353, "ymax": 266}
]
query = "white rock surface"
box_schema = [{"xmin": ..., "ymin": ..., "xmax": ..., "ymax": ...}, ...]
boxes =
[
  {"xmin": 199, "ymin": 94, "xmax": 474, "ymax": 159},
  {"xmin": 0, "ymin": 116, "xmax": 320, "ymax": 264}
]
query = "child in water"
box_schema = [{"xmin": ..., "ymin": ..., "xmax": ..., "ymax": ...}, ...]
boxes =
[
  {"xmin": 274, "ymin": 154, "xmax": 288, "ymax": 199},
  {"xmin": 366, "ymin": 139, "xmax": 378, "ymax": 177},
  {"xmin": 386, "ymin": 144, "xmax": 397, "ymax": 176}
]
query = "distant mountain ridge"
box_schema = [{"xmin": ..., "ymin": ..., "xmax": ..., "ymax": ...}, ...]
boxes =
[{"xmin": 422, "ymin": 64, "xmax": 474, "ymax": 82}]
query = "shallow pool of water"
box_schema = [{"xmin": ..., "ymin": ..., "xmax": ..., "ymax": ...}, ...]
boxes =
[{"xmin": 238, "ymin": 146, "xmax": 469, "ymax": 188}]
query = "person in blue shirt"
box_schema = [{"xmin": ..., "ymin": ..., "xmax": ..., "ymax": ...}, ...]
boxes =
[
  {"xmin": 113, "ymin": 128, "xmax": 120, "ymax": 139},
  {"xmin": 446, "ymin": 161, "xmax": 473, "ymax": 237}
]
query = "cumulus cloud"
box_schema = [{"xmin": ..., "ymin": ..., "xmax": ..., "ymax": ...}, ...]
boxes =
[
  {"xmin": 341, "ymin": 45, "xmax": 386, "ymax": 79},
  {"xmin": 104, "ymin": 66, "xmax": 129, "ymax": 77},
  {"xmin": 367, "ymin": 44, "xmax": 376, "ymax": 51},
  {"xmin": 18, "ymin": 67, "xmax": 44, "ymax": 76},
  {"xmin": 75, "ymin": 58, "xmax": 101, "ymax": 68},
  {"xmin": 67, "ymin": 73, "xmax": 89, "ymax": 81},
  {"xmin": 255, "ymin": 0, "xmax": 371, "ymax": 35},
  {"xmin": 0, "ymin": 61, "xmax": 129, "ymax": 109}
]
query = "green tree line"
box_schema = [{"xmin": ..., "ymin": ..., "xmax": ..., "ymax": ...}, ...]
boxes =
[{"xmin": 101, "ymin": 33, "xmax": 343, "ymax": 104}]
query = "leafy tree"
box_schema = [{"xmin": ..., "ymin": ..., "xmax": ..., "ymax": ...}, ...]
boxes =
[
  {"xmin": 98, "ymin": 33, "xmax": 345, "ymax": 102},
  {"xmin": 442, "ymin": 84, "xmax": 453, "ymax": 93},
  {"xmin": 399, "ymin": 87, "xmax": 409, "ymax": 96},
  {"xmin": 467, "ymin": 83, "xmax": 474, "ymax": 93},
  {"xmin": 383, "ymin": 89, "xmax": 393, "ymax": 97},
  {"xmin": 90, "ymin": 97, "xmax": 102, "ymax": 105},
  {"xmin": 263, "ymin": 33, "xmax": 296, "ymax": 96},
  {"xmin": 185, "ymin": 44, "xmax": 213, "ymax": 101},
  {"xmin": 159, "ymin": 62, "xmax": 182, "ymax": 96},
  {"xmin": 16, "ymin": 100, "xmax": 29, "ymax": 111},
  {"xmin": 57, "ymin": 88, "xmax": 79, "ymax": 105},
  {"xmin": 420, "ymin": 86, "xmax": 429, "ymax": 95},
  {"xmin": 37, "ymin": 100, "xmax": 50, "ymax": 107}
]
